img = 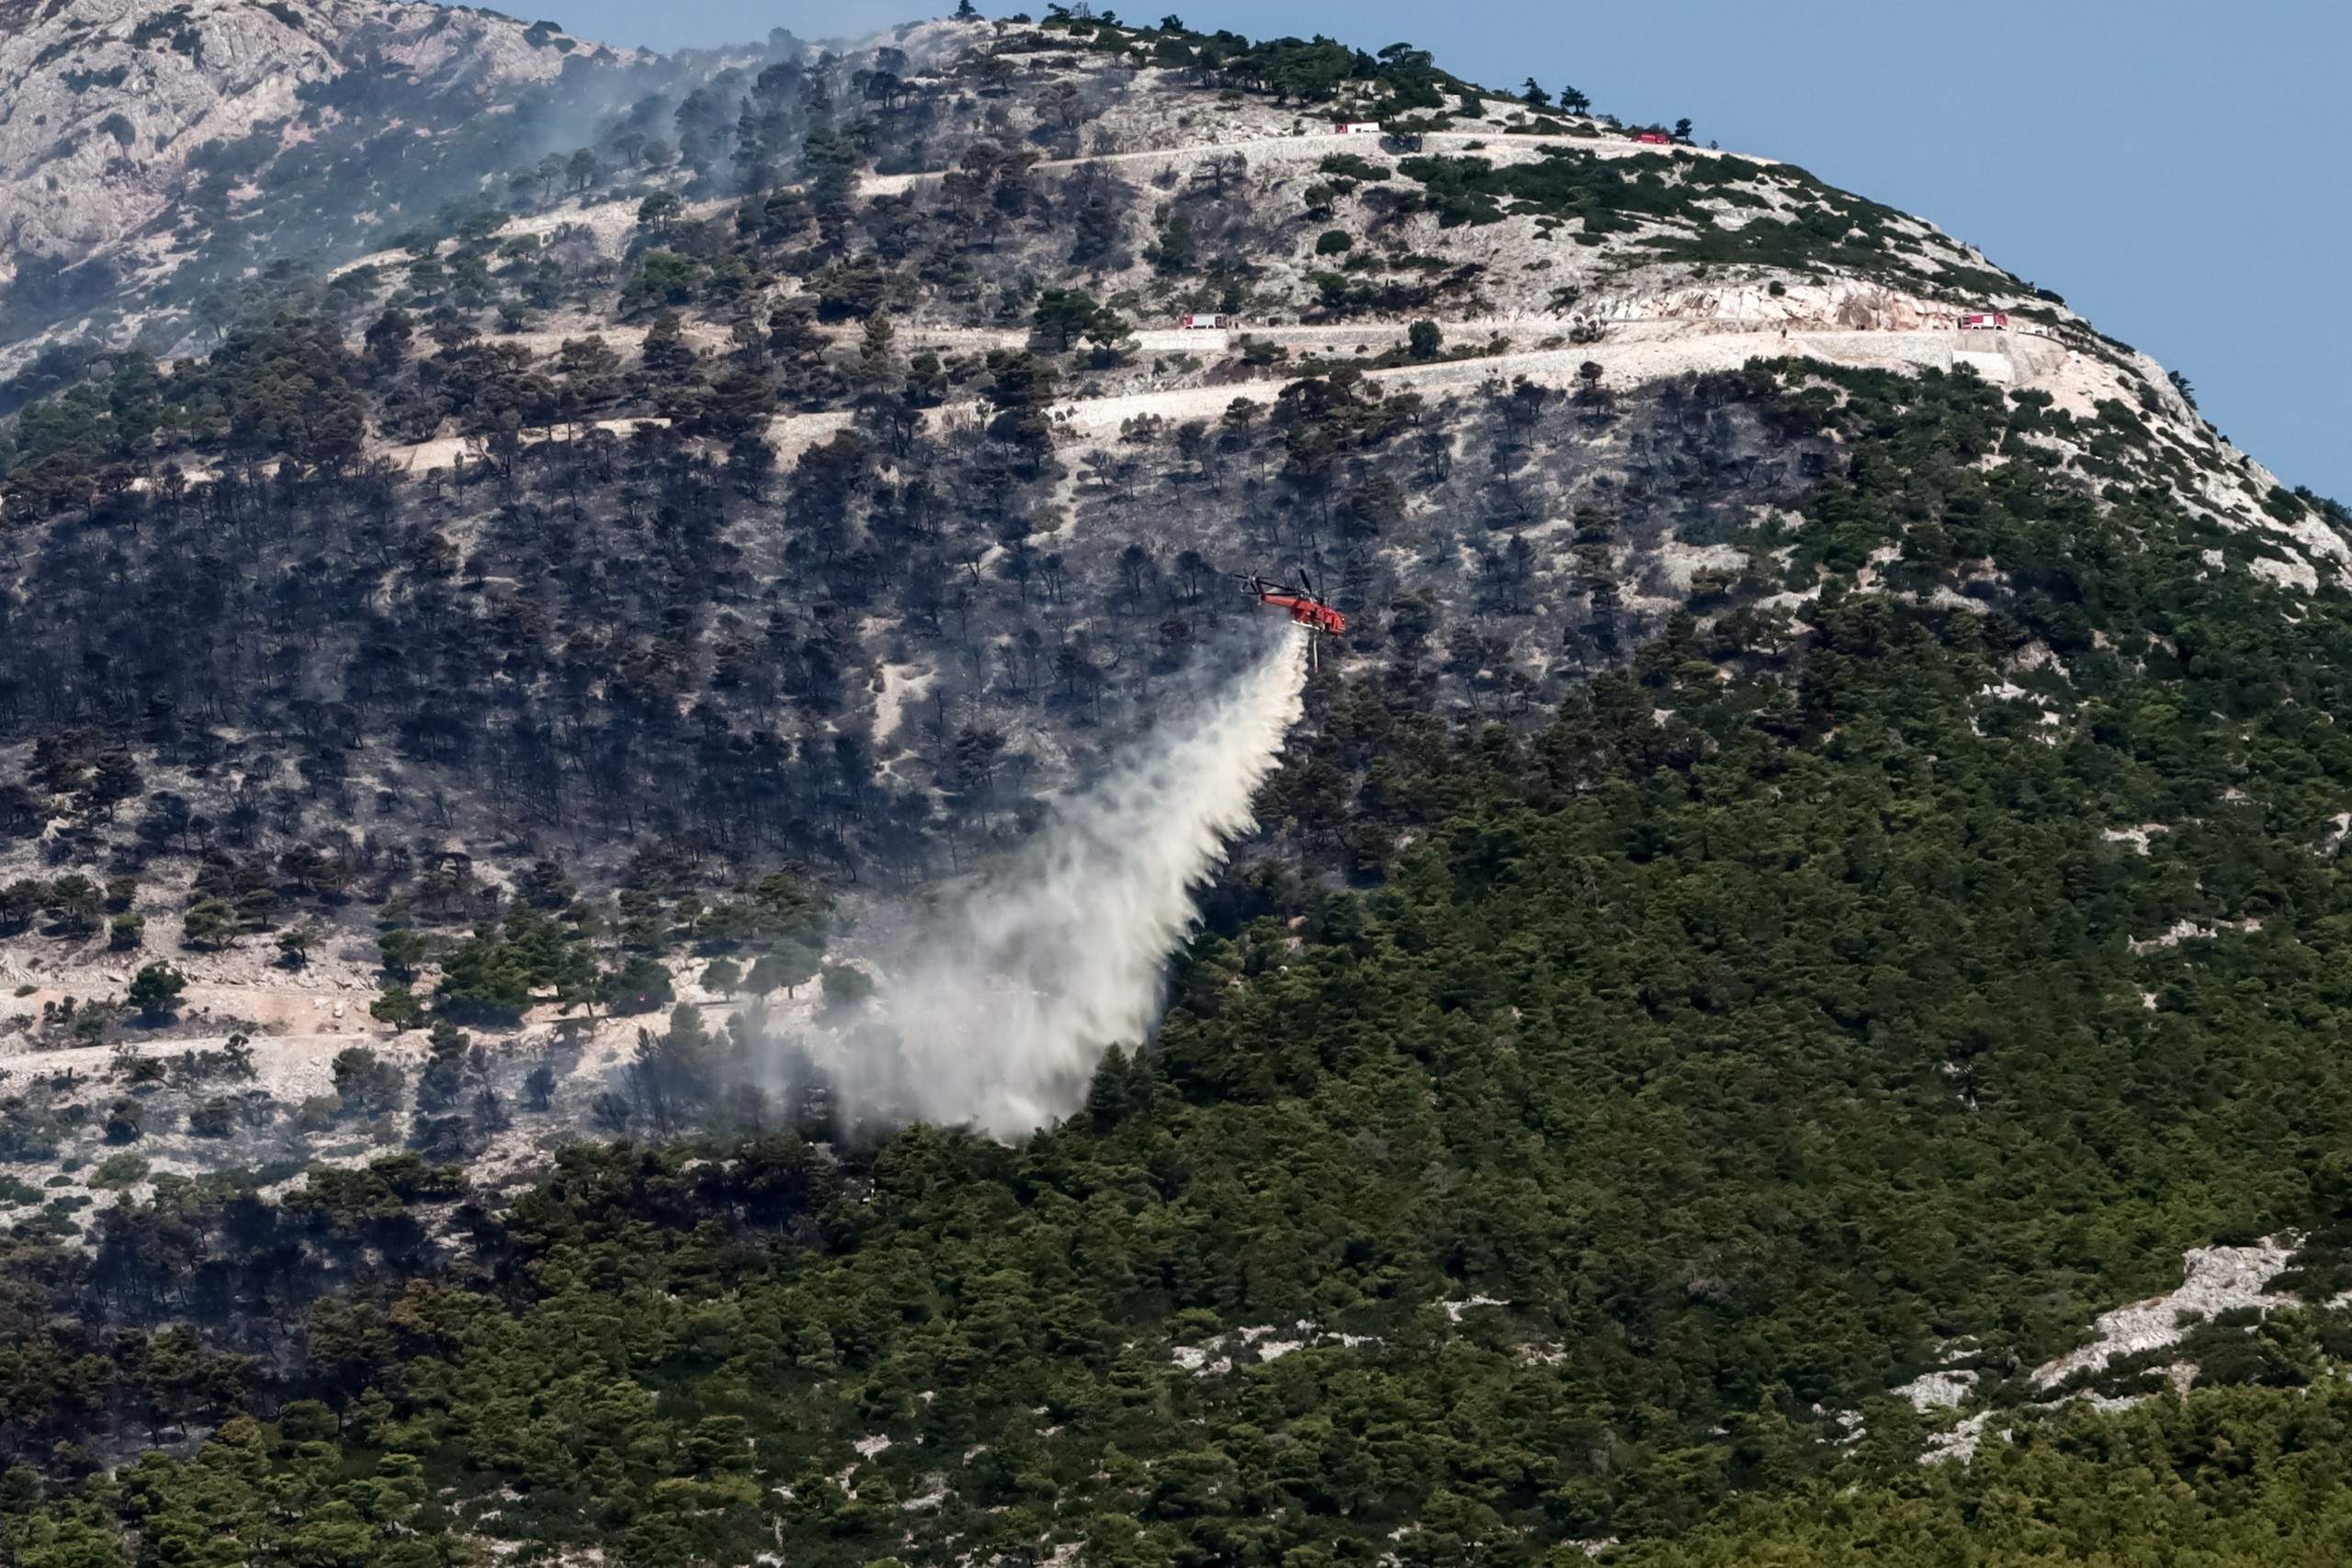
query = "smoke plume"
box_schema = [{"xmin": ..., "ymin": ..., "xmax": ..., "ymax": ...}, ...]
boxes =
[{"xmin": 807, "ymin": 624, "xmax": 1306, "ymax": 1138}]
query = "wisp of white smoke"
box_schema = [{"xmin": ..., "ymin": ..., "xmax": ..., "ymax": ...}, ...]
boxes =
[{"xmin": 820, "ymin": 623, "xmax": 1306, "ymax": 1137}]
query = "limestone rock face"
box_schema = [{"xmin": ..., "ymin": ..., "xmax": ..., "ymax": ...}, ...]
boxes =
[{"xmin": 0, "ymin": 0, "xmax": 626, "ymax": 283}]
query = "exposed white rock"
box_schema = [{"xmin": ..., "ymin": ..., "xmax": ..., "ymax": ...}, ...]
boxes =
[
  {"xmin": 2130, "ymin": 917, "xmax": 2261, "ymax": 954},
  {"xmin": 0, "ymin": 0, "xmax": 640, "ymax": 286},
  {"xmin": 1921, "ymin": 1409, "xmax": 2002, "ymax": 1465},
  {"xmin": 2324, "ymin": 813, "xmax": 2352, "ymax": 857},
  {"xmin": 2030, "ymin": 1234, "xmax": 2298, "ymax": 1388},
  {"xmin": 2250, "ymin": 552, "xmax": 2320, "ymax": 593},
  {"xmin": 1915, "ymin": 1236, "xmax": 2301, "ymax": 1466},
  {"xmin": 1441, "ymin": 1295, "xmax": 1506, "ymax": 1322},
  {"xmin": 1170, "ymin": 1318, "xmax": 1385, "ymax": 1375},
  {"xmin": 1892, "ymin": 1369, "xmax": 1977, "ymax": 1412}
]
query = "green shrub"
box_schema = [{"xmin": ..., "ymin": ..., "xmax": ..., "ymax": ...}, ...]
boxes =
[
  {"xmin": 377, "ymin": 928, "xmax": 430, "ymax": 979},
  {"xmin": 127, "ymin": 963, "xmax": 187, "ymax": 1018},
  {"xmin": 103, "ymin": 1098, "xmax": 142, "ymax": 1143},
  {"xmin": 330, "ymin": 1048, "xmax": 403, "ymax": 1119},
  {"xmin": 624, "ymin": 249, "xmax": 701, "ymax": 308},
  {"xmin": 181, "ymin": 898, "xmax": 239, "ymax": 948},
  {"xmin": 370, "ymin": 987, "xmax": 422, "ymax": 1032},
  {"xmin": 1317, "ymin": 152, "xmax": 1391, "ymax": 181},
  {"xmin": 746, "ymin": 942, "xmax": 820, "ymax": 997},
  {"xmin": 819, "ymin": 963, "xmax": 874, "ymax": 1010},
  {"xmin": 604, "ymin": 954, "xmax": 674, "ymax": 1015},
  {"xmin": 88, "ymin": 1153, "xmax": 148, "ymax": 1189}
]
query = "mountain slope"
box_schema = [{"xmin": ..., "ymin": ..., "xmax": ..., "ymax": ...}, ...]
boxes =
[{"xmin": 2, "ymin": 10, "xmax": 2352, "ymax": 1568}]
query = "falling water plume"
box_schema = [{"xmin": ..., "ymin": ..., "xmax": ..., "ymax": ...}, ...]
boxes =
[{"xmin": 813, "ymin": 623, "xmax": 1307, "ymax": 1137}]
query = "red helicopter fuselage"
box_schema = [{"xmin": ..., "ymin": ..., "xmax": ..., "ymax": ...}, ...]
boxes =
[
  {"xmin": 1237, "ymin": 570, "xmax": 1346, "ymax": 668},
  {"xmin": 1256, "ymin": 591, "xmax": 1347, "ymax": 637}
]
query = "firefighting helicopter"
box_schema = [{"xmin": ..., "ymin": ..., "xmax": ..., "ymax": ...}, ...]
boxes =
[{"xmin": 1236, "ymin": 565, "xmax": 1346, "ymax": 669}]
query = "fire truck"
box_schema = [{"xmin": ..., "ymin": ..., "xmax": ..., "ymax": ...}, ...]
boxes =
[
  {"xmin": 1958, "ymin": 312, "xmax": 2009, "ymax": 332},
  {"xmin": 1635, "ymin": 130, "xmax": 1672, "ymax": 145}
]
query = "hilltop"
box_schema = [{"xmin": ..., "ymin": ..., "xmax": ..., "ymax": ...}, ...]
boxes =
[
  {"xmin": 2, "ymin": 10, "xmax": 2352, "ymax": 1568},
  {"xmin": 0, "ymin": 8, "xmax": 2335, "ymax": 879}
]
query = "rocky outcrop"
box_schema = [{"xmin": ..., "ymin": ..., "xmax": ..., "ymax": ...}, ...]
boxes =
[{"xmin": 0, "ymin": 0, "xmax": 632, "ymax": 284}]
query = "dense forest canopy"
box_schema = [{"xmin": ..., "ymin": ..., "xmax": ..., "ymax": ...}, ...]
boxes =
[{"xmin": 2, "ymin": 357, "xmax": 2351, "ymax": 1564}]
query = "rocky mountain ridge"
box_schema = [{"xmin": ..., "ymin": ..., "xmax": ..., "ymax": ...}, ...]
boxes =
[
  {"xmin": 0, "ymin": 8, "xmax": 2339, "ymax": 902},
  {"xmin": 0, "ymin": 0, "xmax": 645, "ymax": 340}
]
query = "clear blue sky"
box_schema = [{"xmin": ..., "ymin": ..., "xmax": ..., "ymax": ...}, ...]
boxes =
[{"xmin": 515, "ymin": 0, "xmax": 2349, "ymax": 502}]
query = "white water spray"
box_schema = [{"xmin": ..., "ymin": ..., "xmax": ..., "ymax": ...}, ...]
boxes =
[{"xmin": 820, "ymin": 624, "xmax": 1307, "ymax": 1137}]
